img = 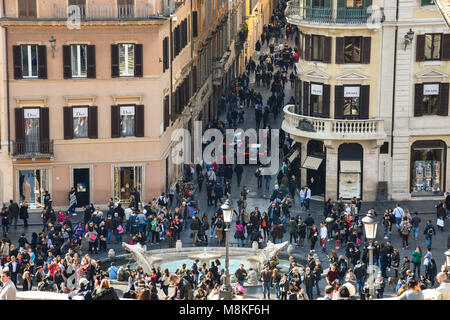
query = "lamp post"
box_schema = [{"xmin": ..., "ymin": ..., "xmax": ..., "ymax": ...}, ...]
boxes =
[
  {"xmin": 362, "ymin": 211, "xmax": 379, "ymax": 299},
  {"xmin": 219, "ymin": 199, "xmax": 233, "ymax": 300},
  {"xmin": 445, "ymin": 249, "xmax": 450, "ymax": 277},
  {"xmin": 49, "ymin": 36, "xmax": 56, "ymax": 58}
]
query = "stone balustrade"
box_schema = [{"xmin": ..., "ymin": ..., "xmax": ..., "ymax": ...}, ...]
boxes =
[{"xmin": 282, "ymin": 104, "xmax": 386, "ymax": 141}]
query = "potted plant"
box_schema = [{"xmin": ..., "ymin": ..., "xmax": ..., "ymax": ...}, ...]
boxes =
[{"xmin": 238, "ymin": 22, "xmax": 248, "ymax": 42}]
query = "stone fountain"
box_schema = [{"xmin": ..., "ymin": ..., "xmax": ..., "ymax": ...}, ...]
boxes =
[
  {"xmin": 187, "ymin": 247, "xmax": 222, "ymax": 268},
  {"xmin": 121, "ymin": 241, "xmax": 289, "ymax": 275}
]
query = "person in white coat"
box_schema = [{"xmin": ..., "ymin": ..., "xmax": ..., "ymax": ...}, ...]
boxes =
[
  {"xmin": 0, "ymin": 270, "xmax": 16, "ymax": 300},
  {"xmin": 319, "ymin": 223, "xmax": 328, "ymax": 253},
  {"xmin": 436, "ymin": 272, "xmax": 450, "ymax": 300}
]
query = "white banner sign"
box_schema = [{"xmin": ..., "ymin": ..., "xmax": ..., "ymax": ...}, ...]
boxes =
[
  {"xmin": 73, "ymin": 107, "xmax": 88, "ymax": 117},
  {"xmin": 24, "ymin": 108, "xmax": 40, "ymax": 119},
  {"xmin": 311, "ymin": 84, "xmax": 323, "ymax": 96},
  {"xmin": 423, "ymin": 84, "xmax": 439, "ymax": 96},
  {"xmin": 344, "ymin": 87, "xmax": 360, "ymax": 98},
  {"xmin": 120, "ymin": 106, "xmax": 135, "ymax": 116}
]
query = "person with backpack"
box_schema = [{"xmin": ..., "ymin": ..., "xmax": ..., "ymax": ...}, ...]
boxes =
[
  {"xmin": 411, "ymin": 212, "xmax": 421, "ymax": 241},
  {"xmin": 423, "ymin": 220, "xmax": 436, "ymax": 249},
  {"xmin": 157, "ymin": 193, "xmax": 168, "ymax": 208}
]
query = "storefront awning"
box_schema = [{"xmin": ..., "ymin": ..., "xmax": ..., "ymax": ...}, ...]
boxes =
[
  {"xmin": 340, "ymin": 160, "xmax": 361, "ymax": 173},
  {"xmin": 302, "ymin": 156, "xmax": 323, "ymax": 170},
  {"xmin": 288, "ymin": 150, "xmax": 299, "ymax": 163}
]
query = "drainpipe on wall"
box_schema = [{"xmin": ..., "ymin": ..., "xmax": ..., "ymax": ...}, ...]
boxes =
[
  {"xmin": 390, "ymin": 0, "xmax": 399, "ymax": 157},
  {"xmin": 3, "ymin": 0, "xmax": 11, "ymax": 154}
]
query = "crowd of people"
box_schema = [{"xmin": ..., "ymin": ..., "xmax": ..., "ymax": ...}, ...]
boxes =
[{"xmin": 0, "ymin": 0, "xmax": 449, "ymax": 301}]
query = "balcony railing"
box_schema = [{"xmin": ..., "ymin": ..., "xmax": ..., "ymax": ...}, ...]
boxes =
[
  {"xmin": 285, "ymin": 3, "xmax": 384, "ymax": 25},
  {"xmin": 53, "ymin": 4, "xmax": 166, "ymax": 20},
  {"xmin": 282, "ymin": 105, "xmax": 386, "ymax": 141},
  {"xmin": 12, "ymin": 140, "xmax": 54, "ymax": 159}
]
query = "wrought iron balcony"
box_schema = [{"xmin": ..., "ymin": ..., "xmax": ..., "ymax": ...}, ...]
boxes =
[
  {"xmin": 285, "ymin": 3, "xmax": 384, "ymax": 25},
  {"xmin": 282, "ymin": 105, "xmax": 386, "ymax": 141},
  {"xmin": 12, "ymin": 140, "xmax": 54, "ymax": 159},
  {"xmin": 53, "ymin": 4, "xmax": 171, "ymax": 20}
]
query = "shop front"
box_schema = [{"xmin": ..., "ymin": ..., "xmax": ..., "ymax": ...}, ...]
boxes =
[
  {"xmin": 112, "ymin": 165, "xmax": 143, "ymax": 203},
  {"xmin": 17, "ymin": 168, "xmax": 50, "ymax": 209},
  {"xmin": 338, "ymin": 143, "xmax": 363, "ymax": 200},
  {"xmin": 410, "ymin": 140, "xmax": 446, "ymax": 197},
  {"xmin": 303, "ymin": 140, "xmax": 326, "ymax": 197}
]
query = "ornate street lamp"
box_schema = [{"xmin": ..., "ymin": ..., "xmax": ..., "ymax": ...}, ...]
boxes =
[
  {"xmin": 362, "ymin": 211, "xmax": 379, "ymax": 299},
  {"xmin": 219, "ymin": 199, "xmax": 233, "ymax": 300}
]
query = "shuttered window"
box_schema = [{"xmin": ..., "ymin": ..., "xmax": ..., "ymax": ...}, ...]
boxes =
[
  {"xmin": 118, "ymin": 44, "xmax": 135, "ymax": 76},
  {"xmin": 417, "ymin": 33, "xmax": 450, "ymax": 62},
  {"xmin": 323, "ymin": 37, "xmax": 332, "ymax": 64},
  {"xmin": 164, "ymin": 95, "xmax": 170, "ymax": 131},
  {"xmin": 18, "ymin": 0, "xmax": 36, "ymax": 17},
  {"xmin": 311, "ymin": 35, "xmax": 324, "ymax": 62},
  {"xmin": 134, "ymin": 44, "xmax": 143, "ymax": 77},
  {"xmin": 303, "ymin": 82, "xmax": 310, "ymax": 116},
  {"xmin": 70, "ymin": 44, "xmax": 88, "ymax": 78},
  {"xmin": 111, "ymin": 44, "xmax": 119, "ymax": 77},
  {"xmin": 13, "ymin": 45, "xmax": 46, "ymax": 79},
  {"xmin": 334, "ymin": 85, "xmax": 344, "ymax": 119},
  {"xmin": 20, "ymin": 45, "xmax": 38, "ymax": 78},
  {"xmin": 415, "ymin": 83, "xmax": 449, "ymax": 116},
  {"xmin": 305, "ymin": 34, "xmax": 311, "ymax": 61},
  {"xmin": 64, "ymin": 106, "xmax": 97, "ymax": 139},
  {"xmin": 323, "ymin": 84, "xmax": 331, "ymax": 118},
  {"xmin": 111, "ymin": 105, "xmax": 144, "ymax": 137},
  {"xmin": 193, "ymin": 11, "xmax": 198, "ymax": 38},
  {"xmin": 335, "ymin": 37, "xmax": 344, "ymax": 64},
  {"xmin": 135, "ymin": 105, "xmax": 145, "ymax": 137},
  {"xmin": 163, "ymin": 37, "xmax": 169, "ymax": 72},
  {"xmin": 88, "ymin": 106, "xmax": 98, "ymax": 138},
  {"xmin": 64, "ymin": 44, "xmax": 95, "ymax": 79}
]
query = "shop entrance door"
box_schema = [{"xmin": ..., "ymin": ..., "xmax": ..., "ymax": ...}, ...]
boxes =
[
  {"xmin": 73, "ymin": 168, "xmax": 90, "ymax": 207},
  {"xmin": 306, "ymin": 140, "xmax": 326, "ymax": 197}
]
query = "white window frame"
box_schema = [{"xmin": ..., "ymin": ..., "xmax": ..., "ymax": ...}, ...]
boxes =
[
  {"xmin": 71, "ymin": 44, "xmax": 87, "ymax": 78},
  {"xmin": 119, "ymin": 43, "xmax": 135, "ymax": 77},
  {"xmin": 22, "ymin": 44, "xmax": 38, "ymax": 78}
]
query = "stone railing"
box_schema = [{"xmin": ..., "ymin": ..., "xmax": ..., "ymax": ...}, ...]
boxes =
[{"xmin": 282, "ymin": 105, "xmax": 386, "ymax": 141}]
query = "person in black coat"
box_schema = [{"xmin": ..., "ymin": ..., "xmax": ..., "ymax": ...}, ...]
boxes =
[
  {"xmin": 8, "ymin": 200, "xmax": 20, "ymax": 229},
  {"xmin": 19, "ymin": 203, "xmax": 29, "ymax": 227}
]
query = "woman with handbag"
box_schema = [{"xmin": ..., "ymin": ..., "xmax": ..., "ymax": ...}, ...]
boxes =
[{"xmin": 84, "ymin": 225, "xmax": 98, "ymax": 254}]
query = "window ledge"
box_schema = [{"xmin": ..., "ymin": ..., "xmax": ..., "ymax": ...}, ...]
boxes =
[
  {"xmin": 307, "ymin": 61, "xmax": 328, "ymax": 69},
  {"xmin": 420, "ymin": 61, "xmax": 446, "ymax": 68},
  {"xmin": 64, "ymin": 95, "xmax": 97, "ymax": 106},
  {"xmin": 340, "ymin": 64, "xmax": 366, "ymax": 70},
  {"xmin": 112, "ymin": 95, "xmax": 144, "ymax": 105},
  {"xmin": 15, "ymin": 96, "xmax": 47, "ymax": 107}
]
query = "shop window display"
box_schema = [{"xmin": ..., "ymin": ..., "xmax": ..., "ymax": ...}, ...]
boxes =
[
  {"xmin": 18, "ymin": 169, "xmax": 49, "ymax": 209},
  {"xmin": 113, "ymin": 166, "xmax": 142, "ymax": 202},
  {"xmin": 411, "ymin": 142, "xmax": 445, "ymax": 195}
]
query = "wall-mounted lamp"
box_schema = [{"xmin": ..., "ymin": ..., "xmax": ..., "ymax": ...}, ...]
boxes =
[
  {"xmin": 404, "ymin": 28, "xmax": 414, "ymax": 50},
  {"xmin": 49, "ymin": 36, "xmax": 56, "ymax": 58}
]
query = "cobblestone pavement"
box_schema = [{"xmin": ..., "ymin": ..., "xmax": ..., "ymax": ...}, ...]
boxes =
[{"xmin": 6, "ymin": 37, "xmax": 450, "ymax": 300}]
